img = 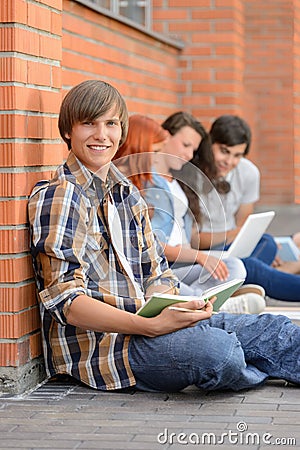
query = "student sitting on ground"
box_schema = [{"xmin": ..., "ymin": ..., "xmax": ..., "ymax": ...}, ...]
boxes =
[{"xmin": 28, "ymin": 80, "xmax": 300, "ymax": 392}]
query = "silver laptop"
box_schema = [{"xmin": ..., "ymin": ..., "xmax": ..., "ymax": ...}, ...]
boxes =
[{"xmin": 209, "ymin": 211, "xmax": 275, "ymax": 259}]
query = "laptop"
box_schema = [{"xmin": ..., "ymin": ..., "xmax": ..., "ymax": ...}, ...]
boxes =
[
  {"xmin": 208, "ymin": 211, "xmax": 275, "ymax": 259},
  {"xmin": 274, "ymin": 236, "xmax": 300, "ymax": 261}
]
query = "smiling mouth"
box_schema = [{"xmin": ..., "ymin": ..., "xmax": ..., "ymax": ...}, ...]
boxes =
[
  {"xmin": 218, "ymin": 164, "xmax": 228, "ymax": 171},
  {"xmin": 88, "ymin": 145, "xmax": 109, "ymax": 152}
]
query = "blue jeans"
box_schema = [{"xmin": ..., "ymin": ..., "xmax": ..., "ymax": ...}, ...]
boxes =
[
  {"xmin": 242, "ymin": 257, "xmax": 300, "ymax": 301},
  {"xmin": 248, "ymin": 233, "xmax": 278, "ymax": 264},
  {"xmin": 215, "ymin": 233, "xmax": 300, "ymax": 301},
  {"xmin": 128, "ymin": 313, "xmax": 300, "ymax": 392}
]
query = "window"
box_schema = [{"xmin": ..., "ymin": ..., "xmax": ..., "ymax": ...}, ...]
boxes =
[{"xmin": 89, "ymin": 0, "xmax": 151, "ymax": 29}]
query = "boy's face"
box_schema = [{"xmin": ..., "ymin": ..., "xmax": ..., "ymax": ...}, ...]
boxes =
[
  {"xmin": 66, "ymin": 107, "xmax": 122, "ymax": 177},
  {"xmin": 212, "ymin": 142, "xmax": 247, "ymax": 178}
]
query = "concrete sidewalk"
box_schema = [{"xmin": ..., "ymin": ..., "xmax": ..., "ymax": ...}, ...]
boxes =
[
  {"xmin": 0, "ymin": 376, "xmax": 299, "ymax": 449},
  {"xmin": 0, "ymin": 204, "xmax": 299, "ymax": 450}
]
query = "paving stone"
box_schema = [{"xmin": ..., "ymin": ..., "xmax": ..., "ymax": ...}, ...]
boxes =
[
  {"xmin": 0, "ymin": 441, "xmax": 79, "ymax": 449},
  {"xmin": 1, "ymin": 203, "xmax": 299, "ymax": 449},
  {"xmin": 1, "ymin": 378, "xmax": 299, "ymax": 449}
]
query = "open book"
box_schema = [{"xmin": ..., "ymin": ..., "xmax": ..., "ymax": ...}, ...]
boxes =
[{"xmin": 137, "ymin": 278, "xmax": 244, "ymax": 318}]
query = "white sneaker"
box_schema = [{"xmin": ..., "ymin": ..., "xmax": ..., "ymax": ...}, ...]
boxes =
[{"xmin": 219, "ymin": 293, "xmax": 266, "ymax": 314}]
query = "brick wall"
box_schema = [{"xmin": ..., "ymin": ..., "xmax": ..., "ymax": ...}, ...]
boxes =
[
  {"xmin": 153, "ymin": 0, "xmax": 297, "ymax": 204},
  {"xmin": 62, "ymin": 1, "xmax": 181, "ymax": 122},
  {"xmin": 0, "ymin": 0, "xmax": 63, "ymax": 394},
  {"xmin": 153, "ymin": 0, "xmax": 246, "ymax": 124}
]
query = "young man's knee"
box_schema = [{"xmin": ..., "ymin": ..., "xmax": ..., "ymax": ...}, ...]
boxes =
[
  {"xmin": 196, "ymin": 331, "xmax": 246, "ymax": 390},
  {"xmin": 194, "ymin": 328, "xmax": 243, "ymax": 369}
]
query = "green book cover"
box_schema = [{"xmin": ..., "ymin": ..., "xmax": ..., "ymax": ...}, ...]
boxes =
[{"xmin": 137, "ymin": 278, "xmax": 244, "ymax": 318}]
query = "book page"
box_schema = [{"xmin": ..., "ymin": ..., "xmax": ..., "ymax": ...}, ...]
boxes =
[{"xmin": 137, "ymin": 278, "xmax": 244, "ymax": 317}]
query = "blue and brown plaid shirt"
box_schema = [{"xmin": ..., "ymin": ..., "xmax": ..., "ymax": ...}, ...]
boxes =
[{"xmin": 28, "ymin": 152, "xmax": 178, "ymax": 390}]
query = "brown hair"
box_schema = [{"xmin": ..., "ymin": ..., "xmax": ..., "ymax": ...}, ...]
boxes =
[{"xmin": 58, "ymin": 80, "xmax": 128, "ymax": 150}]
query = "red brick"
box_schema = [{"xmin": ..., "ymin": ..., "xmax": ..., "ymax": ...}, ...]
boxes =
[
  {"xmin": 0, "ymin": 200, "xmax": 28, "ymax": 225},
  {"xmin": 0, "ymin": 283, "xmax": 37, "ymax": 313},
  {"xmin": 0, "ymin": 307, "xmax": 40, "ymax": 339},
  {"xmin": 0, "ymin": 340, "xmax": 30, "ymax": 366},
  {"xmin": 30, "ymin": 332, "xmax": 43, "ymax": 359},
  {"xmin": 0, "ymin": 255, "xmax": 34, "ymax": 283},
  {"xmin": 0, "ymin": 229, "xmax": 30, "ymax": 254},
  {"xmin": 0, "ymin": 0, "xmax": 27, "ymax": 23},
  {"xmin": 0, "ymin": 171, "xmax": 54, "ymax": 197},
  {"xmin": 0, "ymin": 142, "xmax": 64, "ymax": 167}
]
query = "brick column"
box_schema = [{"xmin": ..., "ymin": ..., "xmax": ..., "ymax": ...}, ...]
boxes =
[
  {"xmin": 244, "ymin": 0, "xmax": 295, "ymax": 204},
  {"xmin": 153, "ymin": 0, "xmax": 246, "ymax": 127},
  {"xmin": 0, "ymin": 0, "xmax": 63, "ymax": 395}
]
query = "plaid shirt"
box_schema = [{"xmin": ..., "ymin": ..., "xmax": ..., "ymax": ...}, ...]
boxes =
[{"xmin": 28, "ymin": 152, "xmax": 178, "ymax": 390}]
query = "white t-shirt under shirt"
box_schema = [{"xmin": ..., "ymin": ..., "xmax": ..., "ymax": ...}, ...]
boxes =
[
  {"xmin": 199, "ymin": 158, "xmax": 260, "ymax": 232},
  {"xmin": 166, "ymin": 179, "xmax": 190, "ymax": 247}
]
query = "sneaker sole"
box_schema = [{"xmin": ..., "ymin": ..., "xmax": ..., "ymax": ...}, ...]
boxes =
[{"xmin": 232, "ymin": 284, "xmax": 266, "ymax": 298}]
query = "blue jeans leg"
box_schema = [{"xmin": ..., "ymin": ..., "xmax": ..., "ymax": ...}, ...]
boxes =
[
  {"xmin": 209, "ymin": 312, "xmax": 300, "ymax": 384},
  {"xmin": 242, "ymin": 257, "xmax": 300, "ymax": 301},
  {"xmin": 128, "ymin": 319, "xmax": 266, "ymax": 393},
  {"xmin": 128, "ymin": 313, "xmax": 300, "ymax": 393},
  {"xmin": 250, "ymin": 233, "xmax": 278, "ymax": 265}
]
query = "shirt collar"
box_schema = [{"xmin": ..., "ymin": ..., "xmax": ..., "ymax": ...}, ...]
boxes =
[{"xmin": 65, "ymin": 152, "xmax": 132, "ymax": 192}]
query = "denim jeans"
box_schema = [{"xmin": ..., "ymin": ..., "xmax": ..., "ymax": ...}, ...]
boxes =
[
  {"xmin": 242, "ymin": 257, "xmax": 300, "ymax": 301},
  {"xmin": 243, "ymin": 231, "xmax": 300, "ymax": 301},
  {"xmin": 128, "ymin": 313, "xmax": 300, "ymax": 392},
  {"xmin": 214, "ymin": 233, "xmax": 300, "ymax": 301},
  {"xmin": 248, "ymin": 233, "xmax": 278, "ymax": 264},
  {"xmin": 171, "ymin": 257, "xmax": 246, "ymax": 296}
]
